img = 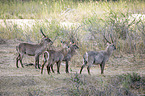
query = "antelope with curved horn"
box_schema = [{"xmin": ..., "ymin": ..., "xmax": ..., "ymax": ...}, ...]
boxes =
[
  {"xmin": 48, "ymin": 41, "xmax": 79, "ymax": 74},
  {"xmin": 80, "ymin": 34, "xmax": 116, "ymax": 75},
  {"xmin": 16, "ymin": 28, "xmax": 53, "ymax": 69},
  {"xmin": 41, "ymin": 41, "xmax": 70, "ymax": 74}
]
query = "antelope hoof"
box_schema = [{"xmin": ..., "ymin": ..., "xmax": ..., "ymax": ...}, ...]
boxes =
[
  {"xmin": 52, "ymin": 71, "xmax": 55, "ymax": 73},
  {"xmin": 66, "ymin": 70, "xmax": 69, "ymax": 73},
  {"xmin": 66, "ymin": 72, "xmax": 69, "ymax": 74}
]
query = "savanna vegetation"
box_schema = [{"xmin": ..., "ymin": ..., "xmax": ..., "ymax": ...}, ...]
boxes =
[{"xmin": 0, "ymin": 0, "xmax": 144, "ymax": 95}]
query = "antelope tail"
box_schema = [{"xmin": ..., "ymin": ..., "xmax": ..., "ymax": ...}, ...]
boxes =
[{"xmin": 44, "ymin": 51, "xmax": 50, "ymax": 61}]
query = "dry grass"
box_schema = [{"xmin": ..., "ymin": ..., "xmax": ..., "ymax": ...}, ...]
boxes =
[{"xmin": 0, "ymin": 39, "xmax": 144, "ymax": 96}]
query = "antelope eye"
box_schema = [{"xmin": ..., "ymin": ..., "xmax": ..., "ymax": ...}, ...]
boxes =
[{"xmin": 48, "ymin": 38, "xmax": 51, "ymax": 41}]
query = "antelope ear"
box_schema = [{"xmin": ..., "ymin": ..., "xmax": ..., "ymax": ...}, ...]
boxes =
[
  {"xmin": 107, "ymin": 42, "xmax": 110, "ymax": 46},
  {"xmin": 44, "ymin": 37, "xmax": 48, "ymax": 40},
  {"xmin": 42, "ymin": 36, "xmax": 46, "ymax": 40}
]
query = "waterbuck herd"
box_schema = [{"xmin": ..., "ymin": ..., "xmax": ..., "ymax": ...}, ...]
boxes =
[{"xmin": 16, "ymin": 28, "xmax": 116, "ymax": 75}]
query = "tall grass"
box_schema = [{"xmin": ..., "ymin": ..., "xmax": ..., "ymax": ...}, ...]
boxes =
[
  {"xmin": 0, "ymin": 0, "xmax": 144, "ymax": 20},
  {"xmin": 0, "ymin": 0, "xmax": 144, "ymax": 58}
]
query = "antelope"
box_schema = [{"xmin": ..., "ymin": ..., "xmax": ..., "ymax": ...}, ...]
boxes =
[
  {"xmin": 63, "ymin": 42, "xmax": 79, "ymax": 73},
  {"xmin": 49, "ymin": 41, "xmax": 79, "ymax": 73},
  {"xmin": 41, "ymin": 41, "xmax": 70, "ymax": 74},
  {"xmin": 16, "ymin": 29, "xmax": 53, "ymax": 69},
  {"xmin": 80, "ymin": 34, "xmax": 116, "ymax": 75}
]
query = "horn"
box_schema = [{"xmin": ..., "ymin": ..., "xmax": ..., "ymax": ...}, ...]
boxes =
[
  {"xmin": 103, "ymin": 34, "xmax": 111, "ymax": 44},
  {"xmin": 40, "ymin": 28, "xmax": 46, "ymax": 37},
  {"xmin": 110, "ymin": 34, "xmax": 114, "ymax": 43}
]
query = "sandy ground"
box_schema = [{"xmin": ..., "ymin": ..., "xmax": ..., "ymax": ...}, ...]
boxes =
[{"xmin": 0, "ymin": 19, "xmax": 80, "ymax": 30}]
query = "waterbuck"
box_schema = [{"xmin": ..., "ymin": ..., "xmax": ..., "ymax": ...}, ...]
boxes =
[
  {"xmin": 62, "ymin": 42, "xmax": 79, "ymax": 73},
  {"xmin": 16, "ymin": 29, "xmax": 53, "ymax": 69},
  {"xmin": 48, "ymin": 41, "xmax": 79, "ymax": 73},
  {"xmin": 41, "ymin": 41, "xmax": 70, "ymax": 74},
  {"xmin": 80, "ymin": 35, "xmax": 116, "ymax": 75}
]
